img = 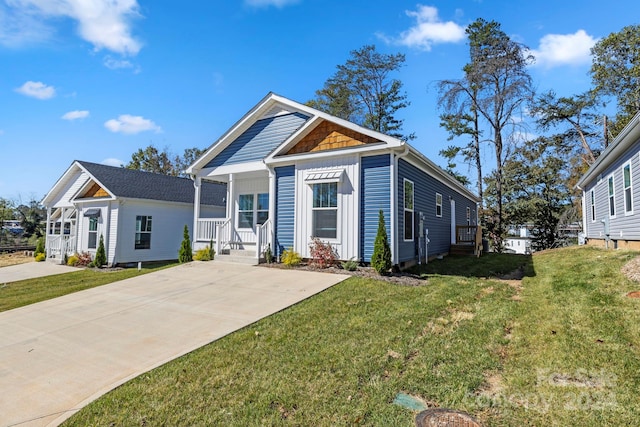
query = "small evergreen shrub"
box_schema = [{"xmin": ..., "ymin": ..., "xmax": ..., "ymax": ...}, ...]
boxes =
[
  {"xmin": 34, "ymin": 237, "xmax": 45, "ymax": 257},
  {"xmin": 94, "ymin": 234, "xmax": 107, "ymax": 267},
  {"xmin": 341, "ymin": 257, "xmax": 358, "ymax": 271},
  {"xmin": 281, "ymin": 248, "xmax": 302, "ymax": 267},
  {"xmin": 371, "ymin": 209, "xmax": 392, "ymax": 275},
  {"xmin": 35, "ymin": 252, "xmax": 46, "ymax": 262},
  {"xmin": 67, "ymin": 255, "xmax": 79, "ymax": 266},
  {"xmin": 194, "ymin": 245, "xmax": 215, "ymax": 261},
  {"xmin": 178, "ymin": 225, "xmax": 193, "ymax": 263},
  {"xmin": 264, "ymin": 244, "xmax": 273, "ymax": 264},
  {"xmin": 309, "ymin": 237, "xmax": 337, "ymax": 268},
  {"xmin": 75, "ymin": 252, "xmax": 93, "ymax": 267}
]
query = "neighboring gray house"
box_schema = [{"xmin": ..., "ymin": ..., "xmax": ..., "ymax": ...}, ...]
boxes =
[
  {"xmin": 187, "ymin": 93, "xmax": 480, "ymax": 268},
  {"xmin": 42, "ymin": 161, "xmax": 226, "ymax": 265},
  {"xmin": 577, "ymin": 112, "xmax": 640, "ymax": 249}
]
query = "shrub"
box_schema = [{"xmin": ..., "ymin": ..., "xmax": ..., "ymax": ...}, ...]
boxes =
[
  {"xmin": 281, "ymin": 248, "xmax": 302, "ymax": 267},
  {"xmin": 178, "ymin": 225, "xmax": 193, "ymax": 263},
  {"xmin": 341, "ymin": 257, "xmax": 358, "ymax": 271},
  {"xmin": 34, "ymin": 237, "xmax": 45, "ymax": 257},
  {"xmin": 35, "ymin": 252, "xmax": 46, "ymax": 262},
  {"xmin": 67, "ymin": 255, "xmax": 79, "ymax": 266},
  {"xmin": 309, "ymin": 237, "xmax": 337, "ymax": 268},
  {"xmin": 371, "ymin": 209, "xmax": 392, "ymax": 275},
  {"xmin": 194, "ymin": 245, "xmax": 215, "ymax": 261},
  {"xmin": 264, "ymin": 243, "xmax": 273, "ymax": 264},
  {"xmin": 94, "ymin": 234, "xmax": 107, "ymax": 267},
  {"xmin": 75, "ymin": 252, "xmax": 93, "ymax": 267}
]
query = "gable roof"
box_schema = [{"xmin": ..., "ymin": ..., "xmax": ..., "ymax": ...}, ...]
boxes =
[
  {"xmin": 43, "ymin": 161, "xmax": 226, "ymax": 207},
  {"xmin": 577, "ymin": 112, "xmax": 640, "ymax": 189}
]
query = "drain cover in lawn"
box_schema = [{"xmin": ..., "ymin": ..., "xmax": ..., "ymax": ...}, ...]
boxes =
[{"xmin": 415, "ymin": 408, "xmax": 481, "ymax": 427}]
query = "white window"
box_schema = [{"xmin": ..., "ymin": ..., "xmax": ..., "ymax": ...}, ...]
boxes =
[
  {"xmin": 257, "ymin": 193, "xmax": 269, "ymax": 225},
  {"xmin": 238, "ymin": 193, "xmax": 270, "ymax": 229},
  {"xmin": 608, "ymin": 175, "xmax": 616, "ymax": 218},
  {"xmin": 312, "ymin": 182, "xmax": 337, "ymax": 239},
  {"xmin": 590, "ymin": 189, "xmax": 596, "ymax": 222},
  {"xmin": 624, "ymin": 163, "xmax": 633, "ymax": 214},
  {"xmin": 88, "ymin": 217, "xmax": 98, "ymax": 249},
  {"xmin": 436, "ymin": 193, "xmax": 443, "ymax": 218},
  {"xmin": 135, "ymin": 216, "xmax": 152, "ymax": 250},
  {"xmin": 404, "ymin": 179, "xmax": 414, "ymax": 241},
  {"xmin": 466, "ymin": 206, "xmax": 471, "ymax": 225}
]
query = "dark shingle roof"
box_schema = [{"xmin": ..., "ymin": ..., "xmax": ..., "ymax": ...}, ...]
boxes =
[{"xmin": 77, "ymin": 161, "xmax": 226, "ymax": 206}]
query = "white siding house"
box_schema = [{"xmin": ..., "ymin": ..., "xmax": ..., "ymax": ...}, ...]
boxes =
[
  {"xmin": 42, "ymin": 161, "xmax": 226, "ymax": 265},
  {"xmin": 577, "ymin": 112, "xmax": 640, "ymax": 249}
]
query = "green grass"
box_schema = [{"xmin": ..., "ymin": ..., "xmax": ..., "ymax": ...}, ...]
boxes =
[
  {"xmin": 65, "ymin": 247, "xmax": 640, "ymax": 426},
  {"xmin": 0, "ymin": 262, "xmax": 177, "ymax": 312}
]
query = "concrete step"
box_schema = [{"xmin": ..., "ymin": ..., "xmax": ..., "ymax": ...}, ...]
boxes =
[
  {"xmin": 215, "ymin": 254, "xmax": 260, "ymax": 265},
  {"xmin": 450, "ymin": 244, "xmax": 475, "ymax": 256}
]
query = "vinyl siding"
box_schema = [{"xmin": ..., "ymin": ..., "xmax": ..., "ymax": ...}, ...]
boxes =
[
  {"xmin": 584, "ymin": 137, "xmax": 640, "ymax": 240},
  {"xmin": 360, "ymin": 154, "xmax": 391, "ymax": 262},
  {"xmin": 52, "ymin": 171, "xmax": 90, "ymax": 208},
  {"xmin": 397, "ymin": 159, "xmax": 477, "ymax": 263},
  {"xmin": 294, "ymin": 155, "xmax": 359, "ymax": 260},
  {"xmin": 275, "ymin": 166, "xmax": 295, "ymax": 257},
  {"xmin": 205, "ymin": 113, "xmax": 308, "ymax": 168}
]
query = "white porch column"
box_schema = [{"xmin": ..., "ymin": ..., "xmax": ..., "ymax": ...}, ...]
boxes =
[
  {"xmin": 60, "ymin": 207, "xmax": 66, "ymax": 265},
  {"xmin": 268, "ymin": 168, "xmax": 276, "ymax": 250},
  {"xmin": 227, "ymin": 173, "xmax": 235, "ymax": 230},
  {"xmin": 192, "ymin": 176, "xmax": 201, "ymax": 245},
  {"xmin": 45, "ymin": 207, "xmax": 52, "ymax": 257}
]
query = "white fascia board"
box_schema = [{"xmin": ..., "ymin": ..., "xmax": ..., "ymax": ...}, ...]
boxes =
[
  {"xmin": 576, "ymin": 112, "xmax": 640, "ymax": 189},
  {"xmin": 266, "ymin": 143, "xmax": 395, "ymax": 166},
  {"xmin": 41, "ymin": 160, "xmax": 82, "ymax": 206},
  {"xmin": 72, "ymin": 164, "xmax": 117, "ymax": 201},
  {"xmin": 198, "ymin": 161, "xmax": 268, "ymax": 179},
  {"xmin": 405, "ymin": 146, "xmax": 480, "ymax": 202},
  {"xmin": 264, "ymin": 115, "xmax": 324, "ymax": 162}
]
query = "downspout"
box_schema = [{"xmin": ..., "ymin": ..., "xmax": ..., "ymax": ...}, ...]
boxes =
[{"xmin": 391, "ymin": 145, "xmax": 410, "ymax": 266}]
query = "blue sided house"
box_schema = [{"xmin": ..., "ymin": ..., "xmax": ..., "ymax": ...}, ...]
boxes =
[{"xmin": 187, "ymin": 93, "xmax": 480, "ymax": 268}]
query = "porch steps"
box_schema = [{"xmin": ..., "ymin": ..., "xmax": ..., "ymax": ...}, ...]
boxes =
[
  {"xmin": 450, "ymin": 244, "xmax": 475, "ymax": 256},
  {"xmin": 215, "ymin": 249, "xmax": 261, "ymax": 265}
]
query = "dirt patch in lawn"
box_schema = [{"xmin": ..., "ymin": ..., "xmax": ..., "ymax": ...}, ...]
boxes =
[
  {"xmin": 622, "ymin": 255, "xmax": 640, "ymax": 283},
  {"xmin": 0, "ymin": 252, "xmax": 34, "ymax": 268}
]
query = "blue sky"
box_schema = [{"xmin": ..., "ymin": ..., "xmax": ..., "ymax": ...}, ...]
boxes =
[{"xmin": 1, "ymin": 0, "xmax": 638, "ymax": 201}]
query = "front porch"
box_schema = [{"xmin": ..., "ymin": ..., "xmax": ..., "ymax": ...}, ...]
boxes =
[{"xmin": 44, "ymin": 207, "xmax": 79, "ymax": 262}]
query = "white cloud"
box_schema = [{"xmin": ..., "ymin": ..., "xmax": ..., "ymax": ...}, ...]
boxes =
[
  {"xmin": 15, "ymin": 81, "xmax": 56, "ymax": 99},
  {"xmin": 104, "ymin": 114, "xmax": 162, "ymax": 134},
  {"xmin": 530, "ymin": 30, "xmax": 598, "ymax": 68},
  {"xmin": 101, "ymin": 157, "xmax": 125, "ymax": 167},
  {"xmin": 382, "ymin": 5, "xmax": 466, "ymax": 51},
  {"xmin": 2, "ymin": 0, "xmax": 142, "ymax": 55},
  {"xmin": 103, "ymin": 55, "xmax": 140, "ymax": 73},
  {"xmin": 62, "ymin": 110, "xmax": 90, "ymax": 120},
  {"xmin": 245, "ymin": 0, "xmax": 299, "ymax": 7}
]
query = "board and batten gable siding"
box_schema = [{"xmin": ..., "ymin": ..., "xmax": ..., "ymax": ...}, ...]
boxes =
[
  {"xmin": 360, "ymin": 154, "xmax": 391, "ymax": 262},
  {"xmin": 205, "ymin": 113, "xmax": 309, "ymax": 168},
  {"xmin": 294, "ymin": 155, "xmax": 360, "ymax": 260},
  {"xmin": 275, "ymin": 166, "xmax": 295, "ymax": 257},
  {"xmin": 397, "ymin": 159, "xmax": 477, "ymax": 262},
  {"xmin": 584, "ymin": 137, "xmax": 640, "ymax": 240},
  {"xmin": 115, "ymin": 200, "xmax": 195, "ymax": 264}
]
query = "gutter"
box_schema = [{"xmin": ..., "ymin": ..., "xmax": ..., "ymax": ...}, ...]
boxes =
[{"xmin": 391, "ymin": 145, "xmax": 410, "ymax": 266}]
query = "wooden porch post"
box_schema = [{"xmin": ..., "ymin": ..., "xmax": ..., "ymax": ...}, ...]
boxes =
[{"xmin": 192, "ymin": 176, "xmax": 201, "ymax": 246}]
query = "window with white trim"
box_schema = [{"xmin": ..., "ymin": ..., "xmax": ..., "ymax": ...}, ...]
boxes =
[
  {"xmin": 624, "ymin": 163, "xmax": 633, "ymax": 214},
  {"xmin": 403, "ymin": 179, "xmax": 414, "ymax": 241},
  {"xmin": 608, "ymin": 175, "xmax": 616, "ymax": 217},
  {"xmin": 466, "ymin": 206, "xmax": 471, "ymax": 225},
  {"xmin": 312, "ymin": 182, "xmax": 337, "ymax": 239},
  {"xmin": 238, "ymin": 194, "xmax": 254, "ymax": 228},
  {"xmin": 436, "ymin": 193, "xmax": 443, "ymax": 218},
  {"xmin": 590, "ymin": 189, "xmax": 596, "ymax": 222},
  {"xmin": 88, "ymin": 217, "xmax": 98, "ymax": 249},
  {"xmin": 135, "ymin": 215, "xmax": 152, "ymax": 250},
  {"xmin": 257, "ymin": 193, "xmax": 269, "ymax": 225}
]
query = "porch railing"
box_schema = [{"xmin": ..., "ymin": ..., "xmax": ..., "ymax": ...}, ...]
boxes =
[
  {"xmin": 455, "ymin": 225, "xmax": 483, "ymax": 257},
  {"xmin": 256, "ymin": 219, "xmax": 272, "ymax": 261},
  {"xmin": 46, "ymin": 234, "xmax": 76, "ymax": 260},
  {"xmin": 215, "ymin": 218, "xmax": 232, "ymax": 255},
  {"xmin": 196, "ymin": 218, "xmax": 227, "ymax": 242}
]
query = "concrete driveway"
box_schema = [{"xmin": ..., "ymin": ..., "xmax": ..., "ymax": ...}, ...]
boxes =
[
  {"xmin": 0, "ymin": 262, "xmax": 75, "ymax": 283},
  {"xmin": 0, "ymin": 261, "xmax": 349, "ymax": 427}
]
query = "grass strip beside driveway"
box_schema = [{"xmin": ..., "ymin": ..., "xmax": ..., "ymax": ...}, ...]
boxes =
[{"xmin": 0, "ymin": 262, "xmax": 177, "ymax": 312}]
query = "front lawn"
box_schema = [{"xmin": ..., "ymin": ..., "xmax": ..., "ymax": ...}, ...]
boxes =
[
  {"xmin": 65, "ymin": 247, "xmax": 640, "ymax": 426},
  {"xmin": 0, "ymin": 262, "xmax": 177, "ymax": 312}
]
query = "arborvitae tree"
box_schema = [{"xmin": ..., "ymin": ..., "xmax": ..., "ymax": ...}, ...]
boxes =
[
  {"xmin": 371, "ymin": 210, "xmax": 392, "ymax": 275},
  {"xmin": 178, "ymin": 225, "xmax": 193, "ymax": 263},
  {"xmin": 95, "ymin": 234, "xmax": 107, "ymax": 267},
  {"xmin": 34, "ymin": 237, "xmax": 45, "ymax": 257}
]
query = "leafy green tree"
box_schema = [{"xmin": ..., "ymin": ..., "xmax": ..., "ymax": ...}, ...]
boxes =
[
  {"xmin": 35, "ymin": 237, "xmax": 45, "ymax": 256},
  {"xmin": 590, "ymin": 24, "xmax": 640, "ymax": 137},
  {"xmin": 308, "ymin": 45, "xmax": 414, "ymax": 141},
  {"xmin": 371, "ymin": 210, "xmax": 392, "ymax": 275},
  {"xmin": 178, "ymin": 225, "xmax": 193, "ymax": 263},
  {"xmin": 16, "ymin": 199, "xmax": 45, "ymax": 238},
  {"xmin": 0, "ymin": 198, "xmax": 15, "ymax": 245},
  {"xmin": 126, "ymin": 145, "xmax": 175, "ymax": 175},
  {"xmin": 94, "ymin": 234, "xmax": 107, "ymax": 267},
  {"xmin": 174, "ymin": 147, "xmax": 206, "ymax": 177}
]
